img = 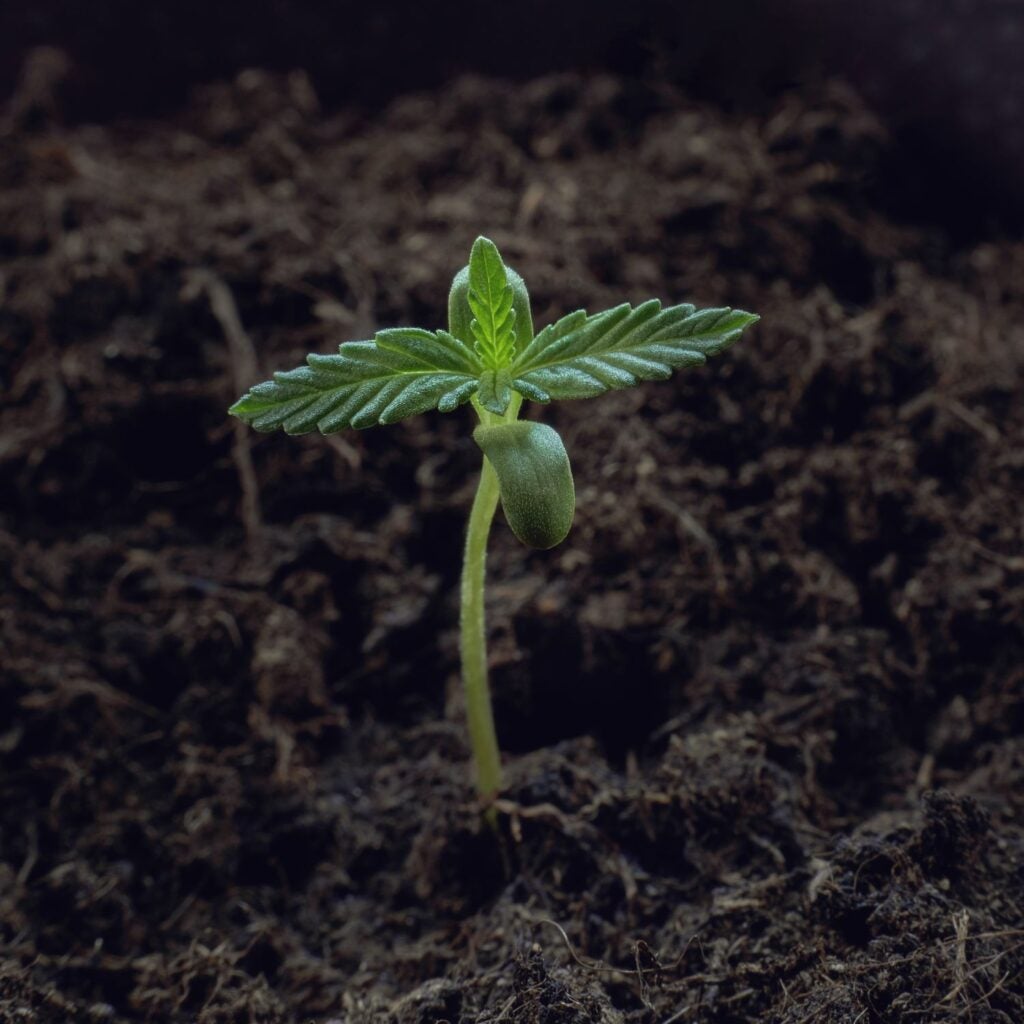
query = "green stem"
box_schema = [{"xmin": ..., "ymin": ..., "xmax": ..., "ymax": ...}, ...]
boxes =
[{"xmin": 460, "ymin": 394, "xmax": 522, "ymax": 801}]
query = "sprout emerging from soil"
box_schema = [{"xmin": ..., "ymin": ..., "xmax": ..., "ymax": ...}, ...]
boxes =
[{"xmin": 230, "ymin": 237, "xmax": 758, "ymax": 804}]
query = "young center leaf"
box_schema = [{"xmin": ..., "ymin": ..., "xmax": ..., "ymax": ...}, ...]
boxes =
[
  {"xmin": 229, "ymin": 327, "xmax": 482, "ymax": 434},
  {"xmin": 467, "ymin": 237, "xmax": 518, "ymax": 372},
  {"xmin": 508, "ymin": 300, "xmax": 759, "ymax": 403}
]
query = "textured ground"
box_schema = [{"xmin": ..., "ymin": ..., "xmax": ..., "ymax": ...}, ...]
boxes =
[{"xmin": 1, "ymin": 67, "xmax": 1023, "ymax": 1023}]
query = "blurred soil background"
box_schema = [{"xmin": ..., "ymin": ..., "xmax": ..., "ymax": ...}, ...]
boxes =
[{"xmin": 1, "ymin": 3, "xmax": 1023, "ymax": 1022}]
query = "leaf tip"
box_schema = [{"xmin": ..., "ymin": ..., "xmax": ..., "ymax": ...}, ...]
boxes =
[
  {"xmin": 471, "ymin": 234, "xmax": 498, "ymax": 256},
  {"xmin": 228, "ymin": 395, "xmax": 252, "ymax": 419}
]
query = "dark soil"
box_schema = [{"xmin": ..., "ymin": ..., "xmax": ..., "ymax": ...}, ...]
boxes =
[{"xmin": 2, "ymin": 64, "xmax": 1023, "ymax": 1023}]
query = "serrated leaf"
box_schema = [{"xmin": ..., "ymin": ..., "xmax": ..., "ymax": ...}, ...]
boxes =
[
  {"xmin": 509, "ymin": 301, "xmax": 758, "ymax": 402},
  {"xmin": 229, "ymin": 327, "xmax": 482, "ymax": 434},
  {"xmin": 468, "ymin": 237, "xmax": 517, "ymax": 371}
]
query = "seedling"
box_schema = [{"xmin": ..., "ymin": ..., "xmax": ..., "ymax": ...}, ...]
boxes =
[{"xmin": 230, "ymin": 237, "xmax": 757, "ymax": 803}]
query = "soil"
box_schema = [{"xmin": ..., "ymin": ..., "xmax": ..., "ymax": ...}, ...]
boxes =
[{"xmin": 2, "ymin": 63, "xmax": 1024, "ymax": 1024}]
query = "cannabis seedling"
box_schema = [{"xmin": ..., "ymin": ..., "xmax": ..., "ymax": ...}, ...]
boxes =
[{"xmin": 230, "ymin": 238, "xmax": 757, "ymax": 802}]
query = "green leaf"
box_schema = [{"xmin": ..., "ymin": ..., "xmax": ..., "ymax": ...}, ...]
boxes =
[
  {"xmin": 449, "ymin": 263, "xmax": 534, "ymax": 354},
  {"xmin": 467, "ymin": 237, "xmax": 518, "ymax": 371},
  {"xmin": 509, "ymin": 301, "xmax": 758, "ymax": 403},
  {"xmin": 229, "ymin": 327, "xmax": 482, "ymax": 434},
  {"xmin": 477, "ymin": 369, "xmax": 513, "ymax": 416}
]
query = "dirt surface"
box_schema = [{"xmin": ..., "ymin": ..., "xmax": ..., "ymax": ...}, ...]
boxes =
[{"xmin": 2, "ymin": 65, "xmax": 1024, "ymax": 1023}]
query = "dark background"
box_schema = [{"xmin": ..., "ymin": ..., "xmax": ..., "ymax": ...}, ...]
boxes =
[{"xmin": 3, "ymin": 0, "xmax": 1023, "ymax": 234}]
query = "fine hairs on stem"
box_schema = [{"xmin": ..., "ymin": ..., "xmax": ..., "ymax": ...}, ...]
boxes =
[{"xmin": 231, "ymin": 236, "xmax": 758, "ymax": 806}]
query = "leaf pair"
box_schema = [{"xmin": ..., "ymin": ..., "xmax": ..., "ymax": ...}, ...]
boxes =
[{"xmin": 229, "ymin": 236, "xmax": 759, "ymax": 433}]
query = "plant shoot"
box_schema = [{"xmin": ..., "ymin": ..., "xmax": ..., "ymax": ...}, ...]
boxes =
[{"xmin": 230, "ymin": 237, "xmax": 758, "ymax": 803}]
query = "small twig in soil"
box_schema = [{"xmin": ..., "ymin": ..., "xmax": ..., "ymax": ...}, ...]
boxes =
[
  {"xmin": 186, "ymin": 270, "xmax": 263, "ymax": 542},
  {"xmin": 539, "ymin": 917, "xmax": 648, "ymax": 978},
  {"xmin": 538, "ymin": 916, "xmax": 705, "ymax": 991}
]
